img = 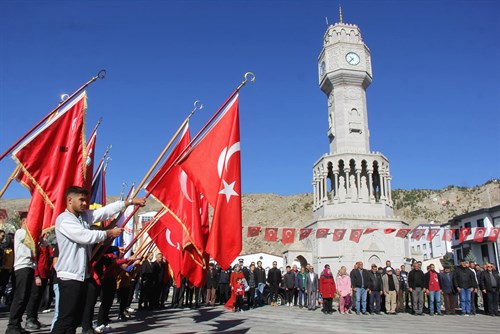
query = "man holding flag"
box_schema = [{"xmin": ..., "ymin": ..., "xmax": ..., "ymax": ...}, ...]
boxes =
[{"xmin": 51, "ymin": 186, "xmax": 145, "ymax": 334}]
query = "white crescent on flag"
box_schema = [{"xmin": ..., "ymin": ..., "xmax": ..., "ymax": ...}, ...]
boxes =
[
  {"xmin": 179, "ymin": 170, "xmax": 194, "ymax": 203},
  {"xmin": 217, "ymin": 142, "xmax": 240, "ymax": 178},
  {"xmin": 165, "ymin": 228, "xmax": 180, "ymax": 250}
]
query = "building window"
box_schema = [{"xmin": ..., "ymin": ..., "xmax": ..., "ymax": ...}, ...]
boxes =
[
  {"xmin": 424, "ymin": 254, "xmax": 428, "ymax": 260},
  {"xmin": 417, "ymin": 245, "xmax": 421, "ymax": 252},
  {"xmin": 481, "ymin": 244, "xmax": 490, "ymax": 264},
  {"xmin": 454, "ymin": 229, "xmax": 460, "ymax": 240},
  {"xmin": 456, "ymin": 249, "xmax": 463, "ymax": 263},
  {"xmin": 423, "ymin": 244, "xmax": 427, "ymax": 250},
  {"xmin": 477, "ymin": 219, "xmax": 484, "ymax": 228},
  {"xmin": 465, "ymin": 222, "xmax": 471, "ymax": 229}
]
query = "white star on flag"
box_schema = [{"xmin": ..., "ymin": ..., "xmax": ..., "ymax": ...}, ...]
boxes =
[{"xmin": 219, "ymin": 179, "xmax": 239, "ymax": 202}]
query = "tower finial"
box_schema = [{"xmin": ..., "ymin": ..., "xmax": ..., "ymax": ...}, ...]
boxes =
[{"xmin": 339, "ymin": 5, "xmax": 343, "ymax": 24}]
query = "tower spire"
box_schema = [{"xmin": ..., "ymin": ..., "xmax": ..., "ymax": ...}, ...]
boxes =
[{"xmin": 339, "ymin": 5, "xmax": 343, "ymax": 23}]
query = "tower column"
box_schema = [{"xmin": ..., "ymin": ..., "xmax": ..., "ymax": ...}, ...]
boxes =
[
  {"xmin": 386, "ymin": 176, "xmax": 393, "ymax": 204},
  {"xmin": 333, "ymin": 170, "xmax": 339, "ymax": 200},
  {"xmin": 322, "ymin": 173, "xmax": 328, "ymax": 202},
  {"xmin": 344, "ymin": 168, "xmax": 350, "ymax": 199},
  {"xmin": 313, "ymin": 179, "xmax": 318, "ymax": 208},
  {"xmin": 380, "ymin": 171, "xmax": 387, "ymax": 201},
  {"xmin": 368, "ymin": 169, "xmax": 374, "ymax": 202},
  {"xmin": 355, "ymin": 168, "xmax": 361, "ymax": 201}
]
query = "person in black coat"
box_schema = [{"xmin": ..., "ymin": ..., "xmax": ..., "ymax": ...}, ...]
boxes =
[
  {"xmin": 480, "ymin": 263, "xmax": 500, "ymax": 316},
  {"xmin": 453, "ymin": 259, "xmax": 478, "ymax": 315},
  {"xmin": 254, "ymin": 261, "xmax": 267, "ymax": 306},
  {"xmin": 267, "ymin": 261, "xmax": 282, "ymax": 306},
  {"xmin": 367, "ymin": 264, "xmax": 383, "ymax": 314},
  {"xmin": 408, "ymin": 262, "xmax": 425, "ymax": 315}
]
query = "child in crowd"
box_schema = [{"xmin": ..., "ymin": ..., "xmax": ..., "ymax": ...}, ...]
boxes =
[{"xmin": 233, "ymin": 277, "xmax": 245, "ymax": 312}]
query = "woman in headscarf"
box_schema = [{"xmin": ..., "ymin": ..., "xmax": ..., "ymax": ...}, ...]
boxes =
[
  {"xmin": 224, "ymin": 264, "xmax": 245, "ymax": 311},
  {"xmin": 336, "ymin": 266, "xmax": 352, "ymax": 314},
  {"xmin": 319, "ymin": 264, "xmax": 336, "ymax": 314}
]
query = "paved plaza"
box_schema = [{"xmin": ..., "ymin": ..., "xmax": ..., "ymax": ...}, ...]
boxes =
[{"xmin": 1, "ymin": 302, "xmax": 499, "ymax": 334}]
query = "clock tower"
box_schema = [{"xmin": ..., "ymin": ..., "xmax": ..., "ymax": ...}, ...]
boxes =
[{"xmin": 283, "ymin": 12, "xmax": 409, "ymax": 273}]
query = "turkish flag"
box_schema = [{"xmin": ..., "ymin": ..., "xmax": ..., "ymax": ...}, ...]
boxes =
[
  {"xmin": 442, "ymin": 228, "xmax": 456, "ymax": 242},
  {"xmin": 384, "ymin": 228, "xmax": 397, "ymax": 234},
  {"xmin": 411, "ymin": 229, "xmax": 425, "ymax": 241},
  {"xmin": 459, "ymin": 227, "xmax": 471, "ymax": 243},
  {"xmin": 364, "ymin": 228, "xmax": 377, "ymax": 235},
  {"xmin": 316, "ymin": 228, "xmax": 329, "ymax": 239},
  {"xmin": 264, "ymin": 228, "xmax": 278, "ymax": 242},
  {"xmin": 488, "ymin": 227, "xmax": 500, "ymax": 241},
  {"xmin": 299, "ymin": 228, "xmax": 312, "ymax": 240},
  {"xmin": 148, "ymin": 212, "xmax": 183, "ymax": 287},
  {"xmin": 282, "ymin": 228, "xmax": 295, "ymax": 244},
  {"xmin": 349, "ymin": 229, "xmax": 363, "ymax": 243},
  {"xmin": 426, "ymin": 228, "xmax": 440, "ymax": 241},
  {"xmin": 332, "ymin": 229, "xmax": 346, "ymax": 241},
  {"xmin": 473, "ymin": 227, "xmax": 487, "ymax": 243},
  {"xmin": 395, "ymin": 228, "xmax": 411, "ymax": 238},
  {"xmin": 179, "ymin": 95, "xmax": 241, "ymax": 270},
  {"xmin": 247, "ymin": 226, "xmax": 261, "ymax": 237},
  {"xmin": 12, "ymin": 92, "xmax": 86, "ymax": 249},
  {"xmin": 148, "ymin": 125, "xmax": 207, "ymax": 258}
]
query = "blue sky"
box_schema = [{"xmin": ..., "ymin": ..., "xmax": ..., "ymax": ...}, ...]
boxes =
[{"xmin": 1, "ymin": 0, "xmax": 499, "ymax": 199}]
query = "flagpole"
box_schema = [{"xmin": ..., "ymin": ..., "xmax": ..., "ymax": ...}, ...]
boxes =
[
  {"xmin": 122, "ymin": 208, "xmax": 165, "ymax": 256},
  {"xmin": 131, "ymin": 100, "xmax": 203, "ymax": 199},
  {"xmin": 0, "ymin": 165, "xmax": 21, "ymax": 199},
  {"xmin": 0, "ymin": 69, "xmax": 107, "ymax": 162}
]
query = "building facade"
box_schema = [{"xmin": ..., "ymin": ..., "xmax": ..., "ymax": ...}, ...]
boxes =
[
  {"xmin": 447, "ymin": 205, "xmax": 500, "ymax": 268},
  {"xmin": 293, "ymin": 15, "xmax": 409, "ymax": 271},
  {"xmin": 409, "ymin": 224, "xmax": 452, "ymax": 261}
]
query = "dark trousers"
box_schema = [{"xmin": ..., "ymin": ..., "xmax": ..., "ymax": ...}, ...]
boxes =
[
  {"xmin": 7, "ymin": 267, "xmax": 34, "ymax": 330},
  {"xmin": 218, "ymin": 283, "xmax": 229, "ymax": 304},
  {"xmin": 51, "ymin": 278, "xmax": 88, "ymax": 334},
  {"xmin": 369, "ymin": 291, "xmax": 382, "ymax": 313},
  {"xmin": 285, "ymin": 289, "xmax": 294, "ymax": 304},
  {"xmin": 81, "ymin": 278, "xmax": 100, "ymax": 332},
  {"xmin": 139, "ymin": 277, "xmax": 153, "ymax": 308},
  {"xmin": 322, "ymin": 297, "xmax": 333, "ymax": 313},
  {"xmin": 97, "ymin": 278, "xmax": 116, "ymax": 325},
  {"xmin": 247, "ymin": 287, "xmax": 255, "ymax": 307},
  {"xmin": 117, "ymin": 286, "xmax": 131, "ymax": 315},
  {"xmin": 471, "ymin": 290, "xmax": 477, "ymax": 314},
  {"xmin": 485, "ymin": 289, "xmax": 499, "ymax": 315},
  {"xmin": 293, "ymin": 288, "xmax": 299, "ymax": 305},
  {"xmin": 234, "ymin": 295, "xmax": 243, "ymax": 310},
  {"xmin": 26, "ymin": 277, "xmax": 48, "ymax": 321},
  {"xmin": 443, "ymin": 293, "xmax": 456, "ymax": 314},
  {"xmin": 270, "ymin": 284, "xmax": 279, "ymax": 302}
]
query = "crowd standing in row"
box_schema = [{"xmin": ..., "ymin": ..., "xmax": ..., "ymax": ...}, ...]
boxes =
[{"xmin": 1, "ymin": 186, "xmax": 500, "ymax": 334}]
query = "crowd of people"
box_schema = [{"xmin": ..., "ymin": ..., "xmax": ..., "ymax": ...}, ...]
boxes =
[{"xmin": 0, "ymin": 185, "xmax": 499, "ymax": 334}]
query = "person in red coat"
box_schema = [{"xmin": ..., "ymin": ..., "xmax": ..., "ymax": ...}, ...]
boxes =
[
  {"xmin": 224, "ymin": 264, "xmax": 245, "ymax": 311},
  {"xmin": 319, "ymin": 264, "xmax": 336, "ymax": 314}
]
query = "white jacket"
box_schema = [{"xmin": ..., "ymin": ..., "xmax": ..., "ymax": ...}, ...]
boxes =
[{"xmin": 55, "ymin": 201, "xmax": 125, "ymax": 281}]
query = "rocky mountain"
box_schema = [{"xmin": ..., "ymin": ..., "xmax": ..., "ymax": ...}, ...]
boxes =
[{"xmin": 1, "ymin": 180, "xmax": 499, "ymax": 256}]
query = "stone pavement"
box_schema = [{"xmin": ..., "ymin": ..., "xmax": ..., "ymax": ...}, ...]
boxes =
[{"xmin": 1, "ymin": 303, "xmax": 499, "ymax": 334}]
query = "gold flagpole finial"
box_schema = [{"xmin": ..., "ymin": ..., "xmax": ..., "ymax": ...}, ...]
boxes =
[{"xmin": 339, "ymin": 5, "xmax": 343, "ymax": 24}]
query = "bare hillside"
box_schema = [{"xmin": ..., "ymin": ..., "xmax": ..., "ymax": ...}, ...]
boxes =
[{"xmin": 1, "ymin": 180, "xmax": 499, "ymax": 255}]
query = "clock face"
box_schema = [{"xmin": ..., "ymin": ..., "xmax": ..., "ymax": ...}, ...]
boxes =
[{"xmin": 345, "ymin": 52, "xmax": 360, "ymax": 65}]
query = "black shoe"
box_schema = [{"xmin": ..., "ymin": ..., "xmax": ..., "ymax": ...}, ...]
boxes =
[
  {"xmin": 117, "ymin": 313, "xmax": 129, "ymax": 321},
  {"xmin": 25, "ymin": 320, "xmax": 40, "ymax": 330}
]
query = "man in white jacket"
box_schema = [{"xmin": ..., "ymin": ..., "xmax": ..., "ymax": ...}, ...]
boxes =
[{"xmin": 51, "ymin": 186, "xmax": 145, "ymax": 334}]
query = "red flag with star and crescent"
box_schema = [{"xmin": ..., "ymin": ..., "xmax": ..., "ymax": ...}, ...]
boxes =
[
  {"xmin": 364, "ymin": 228, "xmax": 378, "ymax": 235},
  {"xmin": 264, "ymin": 228, "xmax": 278, "ymax": 242},
  {"xmin": 349, "ymin": 229, "xmax": 363, "ymax": 243},
  {"xmin": 282, "ymin": 228, "xmax": 295, "ymax": 244},
  {"xmin": 395, "ymin": 228, "xmax": 411, "ymax": 238},
  {"xmin": 247, "ymin": 226, "xmax": 261, "ymax": 237},
  {"xmin": 384, "ymin": 228, "xmax": 397, "ymax": 234},
  {"xmin": 426, "ymin": 228, "xmax": 440, "ymax": 241},
  {"xmin": 299, "ymin": 228, "xmax": 312, "ymax": 240},
  {"xmin": 459, "ymin": 227, "xmax": 471, "ymax": 243},
  {"xmin": 332, "ymin": 229, "xmax": 346, "ymax": 241},
  {"xmin": 442, "ymin": 228, "xmax": 455, "ymax": 242},
  {"xmin": 316, "ymin": 228, "xmax": 329, "ymax": 239},
  {"xmin": 488, "ymin": 227, "xmax": 500, "ymax": 242},
  {"xmin": 411, "ymin": 229, "xmax": 425, "ymax": 241},
  {"xmin": 473, "ymin": 227, "xmax": 486, "ymax": 243},
  {"xmin": 179, "ymin": 95, "xmax": 241, "ymax": 269}
]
